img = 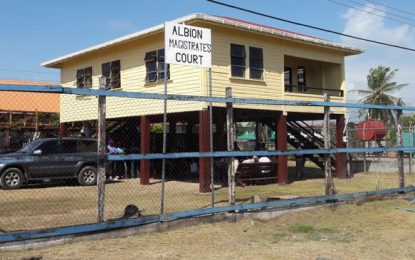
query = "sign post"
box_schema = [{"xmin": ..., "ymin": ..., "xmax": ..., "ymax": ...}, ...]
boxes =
[{"xmin": 161, "ymin": 22, "xmax": 212, "ymax": 213}]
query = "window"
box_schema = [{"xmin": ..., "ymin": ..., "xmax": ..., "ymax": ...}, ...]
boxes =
[
  {"xmin": 145, "ymin": 51, "xmax": 157, "ymax": 82},
  {"xmin": 101, "ymin": 60, "xmax": 121, "ymax": 89},
  {"xmin": 76, "ymin": 67, "xmax": 92, "ymax": 88},
  {"xmin": 249, "ymin": 47, "xmax": 263, "ymax": 80},
  {"xmin": 230, "ymin": 44, "xmax": 246, "ymax": 77},
  {"xmin": 231, "ymin": 44, "xmax": 264, "ymax": 80},
  {"xmin": 145, "ymin": 49, "xmax": 169, "ymax": 82},
  {"xmin": 157, "ymin": 49, "xmax": 169, "ymax": 81},
  {"xmin": 61, "ymin": 140, "xmax": 77, "ymax": 154},
  {"xmin": 77, "ymin": 140, "xmax": 97, "ymax": 153},
  {"xmin": 297, "ymin": 66, "xmax": 306, "ymax": 92},
  {"xmin": 284, "ymin": 67, "xmax": 292, "ymax": 92},
  {"xmin": 37, "ymin": 141, "xmax": 59, "ymax": 155}
]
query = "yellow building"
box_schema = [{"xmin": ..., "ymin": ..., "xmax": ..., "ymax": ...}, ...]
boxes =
[{"xmin": 43, "ymin": 13, "xmax": 363, "ymax": 192}]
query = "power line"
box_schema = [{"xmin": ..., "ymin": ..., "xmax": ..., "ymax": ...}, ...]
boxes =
[
  {"xmin": 328, "ymin": 0, "xmax": 415, "ymax": 27},
  {"xmin": 206, "ymin": 0, "xmax": 415, "ymax": 52},
  {"xmin": 345, "ymin": 0, "xmax": 415, "ymax": 24},
  {"xmin": 365, "ymin": 0, "xmax": 415, "ymax": 17}
]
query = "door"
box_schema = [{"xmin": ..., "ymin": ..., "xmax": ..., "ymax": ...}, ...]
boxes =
[
  {"xmin": 27, "ymin": 140, "xmax": 59, "ymax": 178},
  {"xmin": 58, "ymin": 139, "xmax": 79, "ymax": 177}
]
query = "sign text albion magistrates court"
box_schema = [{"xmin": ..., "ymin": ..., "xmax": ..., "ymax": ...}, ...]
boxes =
[{"xmin": 165, "ymin": 22, "xmax": 211, "ymax": 68}]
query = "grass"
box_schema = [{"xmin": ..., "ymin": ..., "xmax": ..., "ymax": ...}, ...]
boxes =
[
  {"xmin": 3, "ymin": 198, "xmax": 415, "ymax": 259},
  {"xmin": 289, "ymin": 224, "xmax": 325, "ymax": 233},
  {"xmin": 0, "ymin": 169, "xmax": 414, "ymax": 232},
  {"xmin": 287, "ymin": 224, "xmax": 335, "ymax": 242}
]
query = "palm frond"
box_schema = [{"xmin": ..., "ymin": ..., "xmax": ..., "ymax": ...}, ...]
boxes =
[
  {"xmin": 383, "ymin": 83, "xmax": 408, "ymax": 92},
  {"xmin": 356, "ymin": 65, "xmax": 407, "ymax": 127}
]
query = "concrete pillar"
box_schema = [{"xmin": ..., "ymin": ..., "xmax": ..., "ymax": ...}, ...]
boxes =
[
  {"xmin": 277, "ymin": 112, "xmax": 288, "ymax": 184},
  {"xmin": 336, "ymin": 115, "xmax": 347, "ymax": 178},
  {"xmin": 199, "ymin": 110, "xmax": 211, "ymax": 193},
  {"xmin": 140, "ymin": 116, "xmax": 151, "ymax": 185}
]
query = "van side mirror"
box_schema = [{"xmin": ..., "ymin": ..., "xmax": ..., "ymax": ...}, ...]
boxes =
[{"xmin": 33, "ymin": 149, "xmax": 42, "ymax": 155}]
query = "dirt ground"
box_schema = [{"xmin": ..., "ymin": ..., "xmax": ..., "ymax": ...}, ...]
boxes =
[{"xmin": 2, "ymin": 197, "xmax": 415, "ymax": 259}]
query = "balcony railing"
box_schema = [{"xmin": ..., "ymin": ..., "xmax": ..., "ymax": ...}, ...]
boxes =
[{"xmin": 285, "ymin": 84, "xmax": 344, "ymax": 97}]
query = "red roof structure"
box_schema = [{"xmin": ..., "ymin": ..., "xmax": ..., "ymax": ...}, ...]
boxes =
[{"xmin": 0, "ymin": 79, "xmax": 60, "ymax": 113}]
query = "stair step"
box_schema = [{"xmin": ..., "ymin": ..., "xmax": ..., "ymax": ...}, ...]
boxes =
[{"xmin": 265, "ymin": 120, "xmax": 339, "ymax": 172}]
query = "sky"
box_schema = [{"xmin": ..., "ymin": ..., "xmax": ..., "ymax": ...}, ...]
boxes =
[{"xmin": 0, "ymin": 0, "xmax": 414, "ymax": 104}]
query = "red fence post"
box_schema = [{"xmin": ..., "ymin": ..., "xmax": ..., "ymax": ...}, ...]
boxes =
[
  {"xmin": 277, "ymin": 112, "xmax": 288, "ymax": 184},
  {"xmin": 336, "ymin": 115, "xmax": 347, "ymax": 178},
  {"xmin": 140, "ymin": 116, "xmax": 151, "ymax": 185},
  {"xmin": 199, "ymin": 110, "xmax": 211, "ymax": 193},
  {"xmin": 60, "ymin": 123, "xmax": 68, "ymax": 137}
]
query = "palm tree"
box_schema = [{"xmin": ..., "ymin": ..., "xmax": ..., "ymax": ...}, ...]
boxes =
[{"xmin": 349, "ymin": 66, "xmax": 407, "ymax": 125}]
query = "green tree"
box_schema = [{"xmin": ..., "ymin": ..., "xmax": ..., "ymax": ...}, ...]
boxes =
[
  {"xmin": 151, "ymin": 124, "xmax": 163, "ymax": 133},
  {"xmin": 235, "ymin": 122, "xmax": 245, "ymax": 137},
  {"xmin": 402, "ymin": 114, "xmax": 415, "ymax": 128},
  {"xmin": 349, "ymin": 66, "xmax": 407, "ymax": 126}
]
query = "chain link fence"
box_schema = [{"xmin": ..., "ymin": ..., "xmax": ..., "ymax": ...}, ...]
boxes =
[{"xmin": 0, "ymin": 85, "xmax": 414, "ymax": 235}]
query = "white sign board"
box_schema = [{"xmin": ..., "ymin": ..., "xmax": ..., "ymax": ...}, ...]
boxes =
[{"xmin": 164, "ymin": 22, "xmax": 211, "ymax": 68}]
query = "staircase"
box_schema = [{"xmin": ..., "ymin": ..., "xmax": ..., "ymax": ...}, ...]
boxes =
[
  {"xmin": 107, "ymin": 120, "xmax": 129, "ymax": 136},
  {"xmin": 264, "ymin": 120, "xmax": 336, "ymax": 171},
  {"xmin": 286, "ymin": 121, "xmax": 336, "ymax": 171}
]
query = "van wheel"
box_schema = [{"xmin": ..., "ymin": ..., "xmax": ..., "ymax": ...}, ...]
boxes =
[
  {"xmin": 78, "ymin": 166, "xmax": 97, "ymax": 186},
  {"xmin": 1, "ymin": 168, "xmax": 24, "ymax": 189}
]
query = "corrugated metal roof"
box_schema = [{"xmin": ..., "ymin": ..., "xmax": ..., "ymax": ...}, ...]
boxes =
[
  {"xmin": 42, "ymin": 13, "xmax": 364, "ymax": 68},
  {"xmin": 0, "ymin": 79, "xmax": 60, "ymax": 113},
  {"xmin": 0, "ymin": 79, "xmax": 59, "ymax": 86}
]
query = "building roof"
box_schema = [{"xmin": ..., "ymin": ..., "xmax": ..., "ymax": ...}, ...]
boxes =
[
  {"xmin": 0, "ymin": 79, "xmax": 59, "ymax": 86},
  {"xmin": 42, "ymin": 13, "xmax": 364, "ymax": 68},
  {"xmin": 0, "ymin": 79, "xmax": 60, "ymax": 113}
]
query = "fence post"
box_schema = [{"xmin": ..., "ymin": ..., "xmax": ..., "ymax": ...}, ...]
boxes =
[
  {"xmin": 324, "ymin": 93, "xmax": 335, "ymax": 195},
  {"xmin": 397, "ymin": 99, "xmax": 404, "ymax": 188},
  {"xmin": 363, "ymin": 124, "xmax": 367, "ymax": 173},
  {"xmin": 208, "ymin": 68, "xmax": 215, "ymax": 207},
  {"xmin": 346, "ymin": 122, "xmax": 352, "ymax": 178},
  {"xmin": 97, "ymin": 77, "xmax": 107, "ymax": 222},
  {"xmin": 160, "ymin": 62, "xmax": 168, "ymax": 214},
  {"xmin": 226, "ymin": 87, "xmax": 235, "ymax": 206},
  {"xmin": 410, "ymin": 131, "xmax": 413, "ymax": 174}
]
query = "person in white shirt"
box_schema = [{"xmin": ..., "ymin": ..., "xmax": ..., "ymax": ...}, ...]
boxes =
[
  {"xmin": 242, "ymin": 156, "xmax": 259, "ymax": 164},
  {"xmin": 259, "ymin": 156, "xmax": 271, "ymax": 163}
]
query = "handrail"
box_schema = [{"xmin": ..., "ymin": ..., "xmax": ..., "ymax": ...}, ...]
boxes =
[{"xmin": 285, "ymin": 84, "xmax": 343, "ymax": 97}]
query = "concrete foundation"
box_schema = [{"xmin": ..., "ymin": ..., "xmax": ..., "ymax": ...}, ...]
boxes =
[{"xmin": 352, "ymin": 158, "xmax": 415, "ymax": 174}]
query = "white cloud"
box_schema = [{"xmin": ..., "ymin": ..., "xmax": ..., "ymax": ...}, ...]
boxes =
[
  {"xmin": 341, "ymin": 4, "xmax": 414, "ymax": 47},
  {"xmin": 107, "ymin": 19, "xmax": 135, "ymax": 32},
  {"xmin": 341, "ymin": 4, "xmax": 415, "ymax": 106}
]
